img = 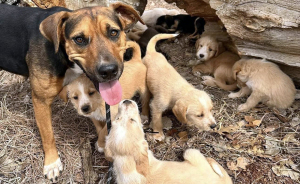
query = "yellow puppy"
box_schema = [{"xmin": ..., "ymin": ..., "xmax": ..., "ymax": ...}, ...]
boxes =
[
  {"xmin": 229, "ymin": 58, "xmax": 296, "ymax": 111},
  {"xmin": 62, "ymin": 41, "xmax": 150, "ymax": 151},
  {"xmin": 191, "ymin": 35, "xmax": 240, "ymax": 91},
  {"xmin": 105, "ymin": 100, "xmax": 232, "ymax": 184},
  {"xmin": 143, "ymin": 33, "xmax": 216, "ymax": 141}
]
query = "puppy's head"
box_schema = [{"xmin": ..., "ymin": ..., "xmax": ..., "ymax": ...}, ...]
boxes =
[
  {"xmin": 232, "ymin": 59, "xmax": 250, "ymax": 82},
  {"xmin": 66, "ymin": 74, "xmax": 101, "ymax": 116},
  {"xmin": 195, "ymin": 36, "xmax": 225, "ymax": 61},
  {"xmin": 156, "ymin": 15, "xmax": 175, "ymax": 29},
  {"xmin": 172, "ymin": 90, "xmax": 216, "ymax": 131},
  {"xmin": 40, "ymin": 3, "xmax": 144, "ymax": 84}
]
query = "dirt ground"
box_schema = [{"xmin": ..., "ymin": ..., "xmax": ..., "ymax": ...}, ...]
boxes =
[{"xmin": 0, "ymin": 0, "xmax": 300, "ymax": 184}]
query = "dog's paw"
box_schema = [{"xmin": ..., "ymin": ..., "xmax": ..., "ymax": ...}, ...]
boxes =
[
  {"xmin": 201, "ymin": 76, "xmax": 216, "ymax": 87},
  {"xmin": 44, "ymin": 158, "xmax": 63, "ymax": 183},
  {"xmin": 192, "ymin": 71, "xmax": 202, "ymax": 77},
  {"xmin": 149, "ymin": 132, "xmax": 165, "ymax": 142},
  {"xmin": 237, "ymin": 104, "xmax": 250, "ymax": 112},
  {"xmin": 95, "ymin": 141, "xmax": 104, "ymax": 153},
  {"xmin": 228, "ymin": 92, "xmax": 239, "ymax": 98}
]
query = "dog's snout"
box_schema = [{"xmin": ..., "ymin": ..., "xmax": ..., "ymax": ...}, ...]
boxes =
[
  {"xmin": 210, "ymin": 123, "xmax": 217, "ymax": 129},
  {"xmin": 98, "ymin": 64, "xmax": 118, "ymax": 80},
  {"xmin": 81, "ymin": 105, "xmax": 90, "ymax": 113},
  {"xmin": 199, "ymin": 54, "xmax": 204, "ymax": 58},
  {"xmin": 123, "ymin": 100, "xmax": 132, "ymax": 105}
]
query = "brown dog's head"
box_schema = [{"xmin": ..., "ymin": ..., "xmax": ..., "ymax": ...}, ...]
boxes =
[
  {"xmin": 172, "ymin": 90, "xmax": 216, "ymax": 131},
  {"xmin": 195, "ymin": 35, "xmax": 225, "ymax": 62},
  {"xmin": 40, "ymin": 3, "xmax": 144, "ymax": 85}
]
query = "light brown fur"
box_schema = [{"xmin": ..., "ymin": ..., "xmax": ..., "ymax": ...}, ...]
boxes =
[
  {"xmin": 105, "ymin": 100, "xmax": 232, "ymax": 184},
  {"xmin": 62, "ymin": 41, "xmax": 150, "ymax": 151},
  {"xmin": 191, "ymin": 35, "xmax": 240, "ymax": 91},
  {"xmin": 229, "ymin": 58, "xmax": 296, "ymax": 111},
  {"xmin": 143, "ymin": 34, "xmax": 216, "ymax": 141}
]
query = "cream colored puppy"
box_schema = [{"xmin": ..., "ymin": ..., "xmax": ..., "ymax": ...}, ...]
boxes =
[
  {"xmin": 229, "ymin": 58, "xmax": 296, "ymax": 112},
  {"xmin": 143, "ymin": 34, "xmax": 216, "ymax": 141},
  {"xmin": 105, "ymin": 100, "xmax": 232, "ymax": 184},
  {"xmin": 190, "ymin": 35, "xmax": 240, "ymax": 91},
  {"xmin": 61, "ymin": 41, "xmax": 150, "ymax": 152}
]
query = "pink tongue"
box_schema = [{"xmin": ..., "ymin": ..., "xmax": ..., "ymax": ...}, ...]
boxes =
[{"xmin": 98, "ymin": 80, "xmax": 122, "ymax": 106}]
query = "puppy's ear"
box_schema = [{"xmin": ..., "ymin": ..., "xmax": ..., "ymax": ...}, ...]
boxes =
[
  {"xmin": 136, "ymin": 140, "xmax": 149, "ymax": 177},
  {"xmin": 172, "ymin": 100, "xmax": 188, "ymax": 124},
  {"xmin": 232, "ymin": 63, "xmax": 241, "ymax": 80},
  {"xmin": 110, "ymin": 3, "xmax": 144, "ymax": 30},
  {"xmin": 58, "ymin": 86, "xmax": 69, "ymax": 103},
  {"xmin": 40, "ymin": 11, "xmax": 70, "ymax": 53},
  {"xmin": 215, "ymin": 41, "xmax": 225, "ymax": 57}
]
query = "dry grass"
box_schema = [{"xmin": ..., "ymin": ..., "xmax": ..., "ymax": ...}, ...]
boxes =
[{"xmin": 1, "ymin": 1, "xmax": 300, "ymax": 184}]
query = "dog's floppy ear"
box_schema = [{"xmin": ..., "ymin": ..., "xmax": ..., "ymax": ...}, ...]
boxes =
[
  {"xmin": 215, "ymin": 41, "xmax": 225, "ymax": 57},
  {"xmin": 40, "ymin": 11, "xmax": 70, "ymax": 53},
  {"xmin": 172, "ymin": 99, "xmax": 188, "ymax": 124},
  {"xmin": 232, "ymin": 63, "xmax": 241, "ymax": 80},
  {"xmin": 110, "ymin": 3, "xmax": 144, "ymax": 30},
  {"xmin": 136, "ymin": 140, "xmax": 149, "ymax": 177}
]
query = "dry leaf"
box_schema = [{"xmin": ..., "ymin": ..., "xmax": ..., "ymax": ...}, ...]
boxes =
[
  {"xmin": 217, "ymin": 125, "xmax": 240, "ymax": 134},
  {"xmin": 272, "ymin": 160, "xmax": 300, "ymax": 181},
  {"xmin": 178, "ymin": 131, "xmax": 188, "ymax": 141},
  {"xmin": 227, "ymin": 161, "xmax": 238, "ymax": 171},
  {"xmin": 246, "ymin": 119, "xmax": 262, "ymax": 127},
  {"xmin": 236, "ymin": 157, "xmax": 249, "ymax": 170},
  {"xmin": 264, "ymin": 138, "xmax": 280, "ymax": 155},
  {"xmin": 282, "ymin": 133, "xmax": 297, "ymax": 143},
  {"xmin": 245, "ymin": 116, "xmax": 255, "ymax": 123}
]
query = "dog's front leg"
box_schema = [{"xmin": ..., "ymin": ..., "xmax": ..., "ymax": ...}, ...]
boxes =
[
  {"xmin": 150, "ymin": 103, "xmax": 165, "ymax": 141},
  {"xmin": 238, "ymin": 91, "xmax": 263, "ymax": 112},
  {"xmin": 30, "ymin": 76, "xmax": 63, "ymax": 182}
]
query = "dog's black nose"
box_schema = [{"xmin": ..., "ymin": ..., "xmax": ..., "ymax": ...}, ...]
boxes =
[
  {"xmin": 210, "ymin": 124, "xmax": 217, "ymax": 129},
  {"xmin": 81, "ymin": 105, "xmax": 90, "ymax": 113},
  {"xmin": 98, "ymin": 64, "xmax": 118, "ymax": 80},
  {"xmin": 199, "ymin": 54, "xmax": 204, "ymax": 58},
  {"xmin": 123, "ymin": 100, "xmax": 132, "ymax": 105}
]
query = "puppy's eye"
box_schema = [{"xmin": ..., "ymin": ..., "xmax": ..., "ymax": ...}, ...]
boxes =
[
  {"xmin": 200, "ymin": 45, "xmax": 203, "ymax": 47},
  {"xmin": 209, "ymin": 48, "xmax": 212, "ymax": 52},
  {"xmin": 197, "ymin": 114, "xmax": 204, "ymax": 118},
  {"xmin": 89, "ymin": 91, "xmax": 95, "ymax": 96},
  {"xmin": 130, "ymin": 118, "xmax": 136, "ymax": 122},
  {"xmin": 110, "ymin": 29, "xmax": 119, "ymax": 37},
  {"xmin": 73, "ymin": 96, "xmax": 78, "ymax": 100},
  {"xmin": 73, "ymin": 36, "xmax": 86, "ymax": 45}
]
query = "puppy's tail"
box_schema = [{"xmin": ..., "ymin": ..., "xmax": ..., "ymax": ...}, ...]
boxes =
[
  {"xmin": 146, "ymin": 33, "xmax": 178, "ymax": 54},
  {"xmin": 214, "ymin": 81, "xmax": 238, "ymax": 91},
  {"xmin": 183, "ymin": 149, "xmax": 207, "ymax": 166},
  {"xmin": 125, "ymin": 41, "xmax": 141, "ymax": 62}
]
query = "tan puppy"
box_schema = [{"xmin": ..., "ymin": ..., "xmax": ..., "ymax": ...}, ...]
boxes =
[
  {"xmin": 63, "ymin": 41, "xmax": 150, "ymax": 151},
  {"xmin": 190, "ymin": 35, "xmax": 240, "ymax": 91},
  {"xmin": 105, "ymin": 100, "xmax": 233, "ymax": 184},
  {"xmin": 229, "ymin": 58, "xmax": 296, "ymax": 112},
  {"xmin": 143, "ymin": 34, "xmax": 216, "ymax": 141}
]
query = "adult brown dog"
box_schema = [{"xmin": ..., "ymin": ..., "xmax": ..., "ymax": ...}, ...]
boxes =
[{"xmin": 0, "ymin": 3, "xmax": 143, "ymax": 182}]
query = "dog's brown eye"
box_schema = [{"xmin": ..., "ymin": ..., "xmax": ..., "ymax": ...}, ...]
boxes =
[
  {"xmin": 209, "ymin": 48, "xmax": 212, "ymax": 52},
  {"xmin": 73, "ymin": 96, "xmax": 78, "ymax": 100},
  {"xmin": 110, "ymin": 30, "xmax": 119, "ymax": 37},
  {"xmin": 130, "ymin": 118, "xmax": 136, "ymax": 122},
  {"xmin": 89, "ymin": 91, "xmax": 95, "ymax": 96},
  {"xmin": 197, "ymin": 114, "xmax": 204, "ymax": 118},
  {"xmin": 200, "ymin": 45, "xmax": 203, "ymax": 47},
  {"xmin": 73, "ymin": 36, "xmax": 87, "ymax": 45}
]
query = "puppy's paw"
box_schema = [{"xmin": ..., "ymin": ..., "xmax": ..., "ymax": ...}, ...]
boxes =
[
  {"xmin": 44, "ymin": 158, "xmax": 63, "ymax": 183},
  {"xmin": 228, "ymin": 92, "xmax": 239, "ymax": 98},
  {"xmin": 149, "ymin": 132, "xmax": 165, "ymax": 142},
  {"xmin": 237, "ymin": 104, "xmax": 250, "ymax": 112},
  {"xmin": 201, "ymin": 76, "xmax": 216, "ymax": 87},
  {"xmin": 192, "ymin": 71, "xmax": 202, "ymax": 77},
  {"xmin": 95, "ymin": 141, "xmax": 104, "ymax": 153}
]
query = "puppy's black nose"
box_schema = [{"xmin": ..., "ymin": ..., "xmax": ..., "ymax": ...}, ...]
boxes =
[
  {"xmin": 81, "ymin": 105, "xmax": 90, "ymax": 113},
  {"xmin": 123, "ymin": 100, "xmax": 132, "ymax": 105},
  {"xmin": 98, "ymin": 64, "xmax": 118, "ymax": 80},
  {"xmin": 210, "ymin": 124, "xmax": 217, "ymax": 129},
  {"xmin": 199, "ymin": 54, "xmax": 204, "ymax": 58}
]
